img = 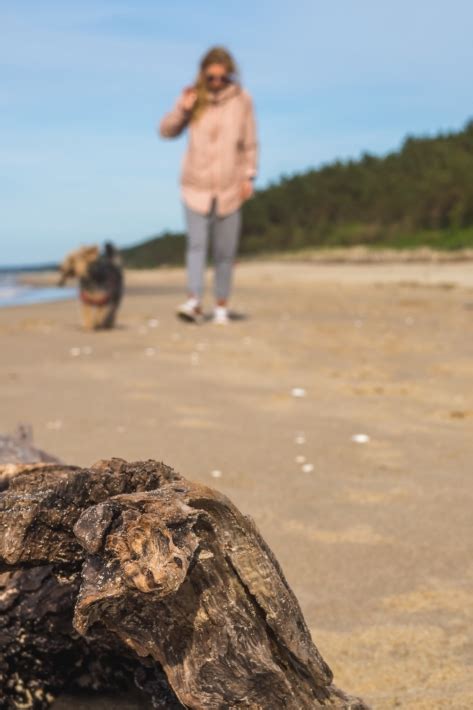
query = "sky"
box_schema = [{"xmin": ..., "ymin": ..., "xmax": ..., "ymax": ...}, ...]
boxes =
[{"xmin": 1, "ymin": 0, "xmax": 473, "ymax": 265}]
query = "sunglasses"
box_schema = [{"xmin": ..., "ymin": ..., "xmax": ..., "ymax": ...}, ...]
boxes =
[{"xmin": 205, "ymin": 73, "xmax": 230, "ymax": 84}]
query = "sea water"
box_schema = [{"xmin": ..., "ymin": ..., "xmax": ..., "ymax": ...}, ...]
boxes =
[{"xmin": 0, "ymin": 272, "xmax": 76, "ymax": 308}]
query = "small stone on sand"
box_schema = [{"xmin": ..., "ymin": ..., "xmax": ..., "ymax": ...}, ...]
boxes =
[
  {"xmin": 291, "ymin": 387, "xmax": 306, "ymax": 398},
  {"xmin": 302, "ymin": 463, "xmax": 314, "ymax": 473},
  {"xmin": 352, "ymin": 433, "xmax": 370, "ymax": 444},
  {"xmin": 46, "ymin": 419, "xmax": 63, "ymax": 430},
  {"xmin": 211, "ymin": 469, "xmax": 222, "ymax": 479}
]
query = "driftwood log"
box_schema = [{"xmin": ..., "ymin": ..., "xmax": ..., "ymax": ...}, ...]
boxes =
[{"xmin": 0, "ymin": 434, "xmax": 368, "ymax": 709}]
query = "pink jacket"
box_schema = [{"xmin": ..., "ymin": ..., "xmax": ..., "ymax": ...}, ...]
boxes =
[{"xmin": 159, "ymin": 84, "xmax": 258, "ymax": 216}]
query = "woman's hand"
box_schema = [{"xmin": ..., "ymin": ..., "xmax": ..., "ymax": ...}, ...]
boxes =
[
  {"xmin": 241, "ymin": 179, "xmax": 254, "ymax": 201},
  {"xmin": 181, "ymin": 87, "xmax": 197, "ymax": 112}
]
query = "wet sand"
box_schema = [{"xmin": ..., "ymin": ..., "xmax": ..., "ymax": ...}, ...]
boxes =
[{"xmin": 1, "ymin": 260, "xmax": 472, "ymax": 708}]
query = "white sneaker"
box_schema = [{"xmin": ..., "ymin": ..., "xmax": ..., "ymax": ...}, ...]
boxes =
[
  {"xmin": 177, "ymin": 298, "xmax": 203, "ymax": 324},
  {"xmin": 212, "ymin": 306, "xmax": 229, "ymax": 325}
]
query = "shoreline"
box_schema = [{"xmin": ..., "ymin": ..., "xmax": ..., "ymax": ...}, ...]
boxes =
[{"xmin": 0, "ymin": 271, "xmax": 75, "ymax": 309}]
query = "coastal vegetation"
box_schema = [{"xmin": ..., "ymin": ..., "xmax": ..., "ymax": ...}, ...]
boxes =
[{"xmin": 122, "ymin": 120, "xmax": 473, "ymax": 267}]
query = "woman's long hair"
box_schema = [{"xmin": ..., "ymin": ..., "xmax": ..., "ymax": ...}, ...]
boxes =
[{"xmin": 192, "ymin": 46, "xmax": 238, "ymax": 122}]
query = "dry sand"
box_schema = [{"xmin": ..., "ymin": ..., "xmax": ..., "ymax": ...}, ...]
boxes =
[{"xmin": 1, "ymin": 259, "xmax": 473, "ymax": 708}]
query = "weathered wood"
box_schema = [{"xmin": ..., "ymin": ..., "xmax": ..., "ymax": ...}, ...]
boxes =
[
  {"xmin": 0, "ymin": 459, "xmax": 179, "ymax": 572},
  {"xmin": 0, "ymin": 447, "xmax": 368, "ymax": 709},
  {"xmin": 0, "ymin": 441, "xmax": 180, "ymax": 709},
  {"xmin": 0, "ymin": 566, "xmax": 152, "ymax": 708}
]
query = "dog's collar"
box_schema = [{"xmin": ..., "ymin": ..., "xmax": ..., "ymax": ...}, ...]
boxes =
[{"xmin": 80, "ymin": 290, "xmax": 112, "ymax": 306}]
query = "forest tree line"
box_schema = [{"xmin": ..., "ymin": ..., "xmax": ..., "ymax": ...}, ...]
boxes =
[{"xmin": 122, "ymin": 120, "xmax": 473, "ymax": 267}]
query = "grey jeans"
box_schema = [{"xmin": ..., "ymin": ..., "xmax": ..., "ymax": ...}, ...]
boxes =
[{"xmin": 184, "ymin": 201, "xmax": 241, "ymax": 301}]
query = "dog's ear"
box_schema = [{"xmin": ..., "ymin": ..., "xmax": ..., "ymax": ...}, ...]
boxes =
[
  {"xmin": 84, "ymin": 246, "xmax": 100, "ymax": 265},
  {"xmin": 72, "ymin": 246, "xmax": 99, "ymax": 278},
  {"xmin": 86, "ymin": 245, "xmax": 100, "ymax": 259},
  {"xmin": 58, "ymin": 253, "xmax": 75, "ymax": 283}
]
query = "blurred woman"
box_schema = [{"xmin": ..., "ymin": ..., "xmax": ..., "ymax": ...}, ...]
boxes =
[{"xmin": 159, "ymin": 46, "xmax": 258, "ymax": 324}]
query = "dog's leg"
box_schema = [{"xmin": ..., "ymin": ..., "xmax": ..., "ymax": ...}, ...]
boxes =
[
  {"xmin": 93, "ymin": 306, "xmax": 102, "ymax": 330},
  {"xmin": 81, "ymin": 304, "xmax": 95, "ymax": 331},
  {"xmin": 80, "ymin": 303, "xmax": 87, "ymax": 330},
  {"xmin": 94, "ymin": 305, "xmax": 105, "ymax": 329},
  {"xmin": 102, "ymin": 304, "xmax": 116, "ymax": 329}
]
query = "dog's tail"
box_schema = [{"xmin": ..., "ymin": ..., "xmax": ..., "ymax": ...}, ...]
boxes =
[{"xmin": 104, "ymin": 241, "xmax": 122, "ymax": 268}]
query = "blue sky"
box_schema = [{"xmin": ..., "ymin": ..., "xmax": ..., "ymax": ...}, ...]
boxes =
[{"xmin": 1, "ymin": 0, "xmax": 473, "ymax": 265}]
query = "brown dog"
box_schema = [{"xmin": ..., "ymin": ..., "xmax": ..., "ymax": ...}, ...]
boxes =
[{"xmin": 58, "ymin": 243, "xmax": 123, "ymax": 330}]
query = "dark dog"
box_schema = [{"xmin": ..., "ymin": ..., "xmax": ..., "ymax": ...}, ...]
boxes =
[{"xmin": 58, "ymin": 243, "xmax": 123, "ymax": 330}]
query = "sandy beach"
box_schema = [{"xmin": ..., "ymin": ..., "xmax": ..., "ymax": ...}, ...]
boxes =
[{"xmin": 1, "ymin": 259, "xmax": 472, "ymax": 709}]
